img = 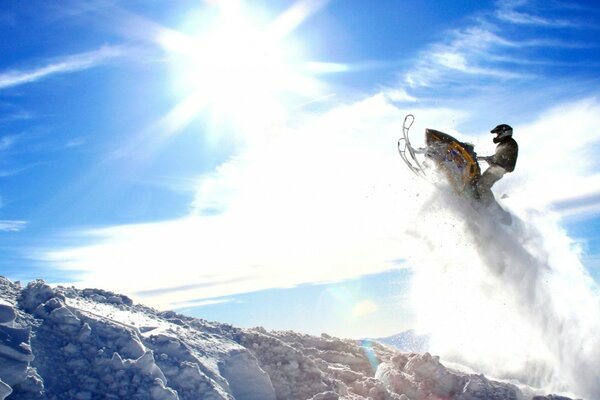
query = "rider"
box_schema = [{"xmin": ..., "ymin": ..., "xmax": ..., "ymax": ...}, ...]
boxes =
[{"xmin": 477, "ymin": 124, "xmax": 518, "ymax": 205}]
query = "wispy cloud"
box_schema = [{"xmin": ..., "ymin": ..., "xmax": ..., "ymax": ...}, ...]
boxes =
[
  {"xmin": 0, "ymin": 110, "xmax": 34, "ymax": 124},
  {"xmin": 404, "ymin": 26, "xmax": 527, "ymax": 88},
  {"xmin": 403, "ymin": 1, "xmax": 590, "ymax": 90},
  {"xmin": 0, "ymin": 45, "xmax": 122, "ymax": 90},
  {"xmin": 496, "ymin": 0, "xmax": 578, "ymax": 27},
  {"xmin": 550, "ymin": 191, "xmax": 600, "ymax": 218},
  {"xmin": 175, "ymin": 297, "xmax": 235, "ymax": 310},
  {"xmin": 65, "ymin": 138, "xmax": 86, "ymax": 148},
  {"xmin": 0, "ymin": 220, "xmax": 26, "ymax": 232},
  {"xmin": 134, "ymin": 277, "xmax": 254, "ymax": 297},
  {"xmin": 0, "ymin": 163, "xmax": 39, "ymax": 178},
  {"xmin": 0, "ymin": 135, "xmax": 16, "ymax": 151},
  {"xmin": 495, "ymin": 98, "xmax": 600, "ymax": 217}
]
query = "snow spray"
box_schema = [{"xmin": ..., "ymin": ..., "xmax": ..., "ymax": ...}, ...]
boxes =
[{"xmin": 406, "ymin": 191, "xmax": 600, "ymax": 399}]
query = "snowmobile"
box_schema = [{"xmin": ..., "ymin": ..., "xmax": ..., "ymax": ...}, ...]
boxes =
[{"xmin": 398, "ymin": 114, "xmax": 511, "ymax": 224}]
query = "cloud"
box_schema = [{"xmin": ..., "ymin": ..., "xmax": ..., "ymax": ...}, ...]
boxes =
[
  {"xmin": 34, "ymin": 83, "xmax": 600, "ymax": 313},
  {"xmin": 383, "ymin": 89, "xmax": 417, "ymax": 103},
  {"xmin": 66, "ymin": 138, "xmax": 86, "ymax": 148},
  {"xmin": 42, "ymin": 96, "xmax": 460, "ymax": 309},
  {"xmin": 0, "ymin": 46, "xmax": 122, "ymax": 89},
  {"xmin": 0, "ymin": 136, "xmax": 16, "ymax": 151},
  {"xmin": 0, "ymin": 110, "xmax": 33, "ymax": 124},
  {"xmin": 496, "ymin": 0, "xmax": 578, "ymax": 27},
  {"xmin": 404, "ymin": 26, "xmax": 527, "ymax": 88},
  {"xmin": 0, "ymin": 220, "xmax": 27, "ymax": 232},
  {"xmin": 0, "ymin": 163, "xmax": 40, "ymax": 178},
  {"xmin": 39, "ymin": 94, "xmax": 600, "ymax": 311},
  {"xmin": 403, "ymin": 1, "xmax": 590, "ymax": 90},
  {"xmin": 175, "ymin": 297, "xmax": 235, "ymax": 310},
  {"xmin": 32, "ymin": 0, "xmax": 600, "ymax": 314},
  {"xmin": 133, "ymin": 277, "xmax": 254, "ymax": 297},
  {"xmin": 550, "ymin": 191, "xmax": 600, "ymax": 217},
  {"xmin": 496, "ymin": 98, "xmax": 600, "ymax": 216}
]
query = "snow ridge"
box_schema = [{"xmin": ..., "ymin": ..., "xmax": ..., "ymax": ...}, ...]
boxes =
[{"xmin": 0, "ymin": 277, "xmax": 575, "ymax": 399}]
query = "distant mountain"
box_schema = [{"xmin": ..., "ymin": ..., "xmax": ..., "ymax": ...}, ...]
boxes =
[
  {"xmin": 371, "ymin": 330, "xmax": 431, "ymax": 353},
  {"xmin": 0, "ymin": 277, "xmax": 571, "ymax": 400}
]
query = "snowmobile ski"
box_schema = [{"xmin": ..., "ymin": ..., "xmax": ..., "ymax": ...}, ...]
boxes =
[{"xmin": 397, "ymin": 114, "xmax": 427, "ymax": 179}]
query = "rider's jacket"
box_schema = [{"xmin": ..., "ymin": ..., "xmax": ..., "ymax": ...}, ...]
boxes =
[{"xmin": 491, "ymin": 136, "xmax": 518, "ymax": 172}]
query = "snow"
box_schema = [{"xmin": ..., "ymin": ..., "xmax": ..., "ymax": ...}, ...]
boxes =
[
  {"xmin": 0, "ymin": 300, "xmax": 16, "ymax": 324},
  {"xmin": 370, "ymin": 331, "xmax": 430, "ymax": 353},
  {"xmin": 404, "ymin": 189, "xmax": 600, "ymax": 399},
  {"xmin": 0, "ymin": 276, "xmax": 578, "ymax": 400}
]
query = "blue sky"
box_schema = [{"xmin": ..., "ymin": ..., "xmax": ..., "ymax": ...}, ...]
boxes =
[{"xmin": 1, "ymin": 0, "xmax": 600, "ymax": 338}]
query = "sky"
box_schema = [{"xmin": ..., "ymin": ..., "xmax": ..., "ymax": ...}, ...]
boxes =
[{"xmin": 1, "ymin": 0, "xmax": 600, "ymax": 339}]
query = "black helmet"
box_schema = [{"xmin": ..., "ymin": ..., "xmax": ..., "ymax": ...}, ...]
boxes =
[
  {"xmin": 491, "ymin": 124, "xmax": 512, "ymax": 135},
  {"xmin": 491, "ymin": 124, "xmax": 512, "ymax": 141}
]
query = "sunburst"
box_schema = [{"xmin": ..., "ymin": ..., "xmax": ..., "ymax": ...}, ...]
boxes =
[{"xmin": 157, "ymin": 0, "xmax": 328, "ymax": 137}]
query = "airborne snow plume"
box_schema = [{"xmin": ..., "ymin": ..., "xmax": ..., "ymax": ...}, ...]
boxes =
[
  {"xmin": 0, "ymin": 276, "xmax": 573, "ymax": 399},
  {"xmin": 407, "ymin": 190, "xmax": 600, "ymax": 399}
]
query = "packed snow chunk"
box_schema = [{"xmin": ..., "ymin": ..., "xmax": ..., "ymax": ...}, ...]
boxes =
[
  {"xmin": 84, "ymin": 317, "xmax": 145, "ymax": 359},
  {"xmin": 17, "ymin": 367, "xmax": 45, "ymax": 398},
  {"xmin": 461, "ymin": 375, "xmax": 519, "ymax": 400},
  {"xmin": 0, "ymin": 379, "xmax": 11, "ymax": 400},
  {"xmin": 18, "ymin": 280, "xmax": 64, "ymax": 313},
  {"xmin": 324, "ymin": 364, "xmax": 362, "ymax": 384},
  {"xmin": 376, "ymin": 353, "xmax": 468, "ymax": 400},
  {"xmin": 110, "ymin": 352, "xmax": 125, "ymax": 370},
  {"xmin": 309, "ymin": 391, "xmax": 339, "ymax": 400},
  {"xmin": 133, "ymin": 350, "xmax": 167, "ymax": 385},
  {"xmin": 237, "ymin": 330, "xmax": 332, "ymax": 399},
  {"xmin": 49, "ymin": 305, "xmax": 81, "ymax": 329},
  {"xmin": 404, "ymin": 352, "xmax": 466, "ymax": 396},
  {"xmin": 81, "ymin": 288, "xmax": 133, "ymax": 306},
  {"xmin": 161, "ymin": 361, "xmax": 205, "ymax": 391},
  {"xmin": 0, "ymin": 325, "xmax": 34, "ymax": 362},
  {"xmin": 109, "ymin": 351, "xmax": 166, "ymax": 384},
  {"xmin": 376, "ymin": 352, "xmax": 521, "ymax": 400},
  {"xmin": 376, "ymin": 361, "xmax": 419, "ymax": 399},
  {"xmin": 0, "ymin": 278, "xmax": 20, "ymax": 304},
  {"xmin": 219, "ymin": 349, "xmax": 276, "ymax": 400},
  {"xmin": 0, "ymin": 356, "xmax": 27, "ymax": 387},
  {"xmin": 107, "ymin": 295, "xmax": 123, "ymax": 305},
  {"xmin": 0, "ymin": 317, "xmax": 43, "ymax": 399},
  {"xmin": 74, "ymin": 390, "xmax": 92, "ymax": 400},
  {"xmin": 149, "ymin": 378, "xmax": 179, "ymax": 400},
  {"xmin": 143, "ymin": 330, "xmax": 238, "ymax": 400},
  {"xmin": 0, "ymin": 300, "xmax": 15, "ymax": 324}
]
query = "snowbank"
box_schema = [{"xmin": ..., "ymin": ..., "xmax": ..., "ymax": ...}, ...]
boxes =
[{"xmin": 0, "ymin": 277, "xmax": 576, "ymax": 399}]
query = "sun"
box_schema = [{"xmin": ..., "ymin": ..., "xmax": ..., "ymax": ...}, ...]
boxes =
[{"xmin": 158, "ymin": 1, "xmax": 325, "ymax": 136}]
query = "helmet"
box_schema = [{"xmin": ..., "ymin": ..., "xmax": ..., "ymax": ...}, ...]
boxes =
[{"xmin": 491, "ymin": 124, "xmax": 512, "ymax": 140}]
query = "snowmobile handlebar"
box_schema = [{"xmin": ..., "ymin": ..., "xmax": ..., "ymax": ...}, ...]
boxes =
[{"xmin": 477, "ymin": 156, "xmax": 493, "ymax": 163}]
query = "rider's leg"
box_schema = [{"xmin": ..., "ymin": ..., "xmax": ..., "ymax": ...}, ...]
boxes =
[{"xmin": 478, "ymin": 165, "xmax": 506, "ymax": 205}]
